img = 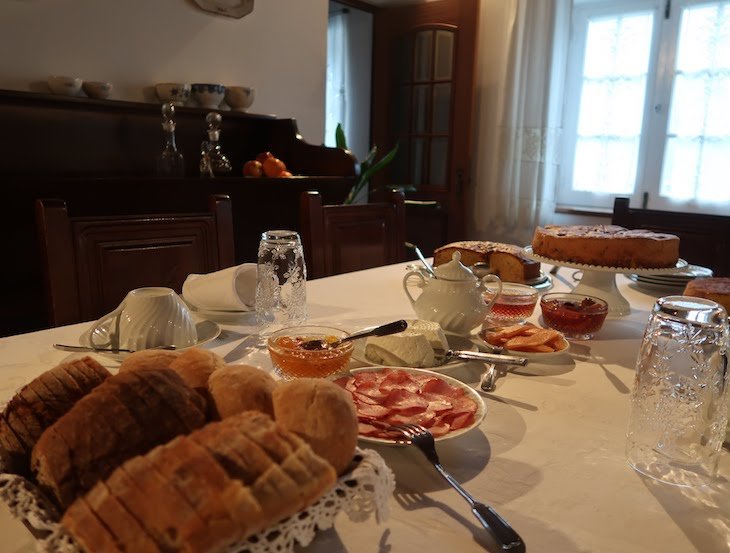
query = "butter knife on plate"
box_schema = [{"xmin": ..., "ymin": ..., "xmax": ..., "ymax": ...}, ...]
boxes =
[{"xmin": 431, "ymin": 348, "xmax": 528, "ymax": 367}]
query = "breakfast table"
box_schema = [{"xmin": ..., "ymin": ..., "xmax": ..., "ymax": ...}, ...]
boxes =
[{"xmin": 1, "ymin": 261, "xmax": 728, "ymax": 553}]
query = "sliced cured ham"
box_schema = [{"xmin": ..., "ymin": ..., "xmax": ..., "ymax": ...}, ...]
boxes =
[{"xmin": 336, "ymin": 369, "xmax": 479, "ymax": 440}]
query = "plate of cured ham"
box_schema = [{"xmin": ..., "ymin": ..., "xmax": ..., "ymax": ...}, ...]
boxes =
[{"xmin": 334, "ymin": 367, "xmax": 486, "ymax": 445}]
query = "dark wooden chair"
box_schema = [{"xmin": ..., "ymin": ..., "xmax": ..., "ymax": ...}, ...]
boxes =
[
  {"xmin": 299, "ymin": 190, "xmax": 407, "ymax": 279},
  {"xmin": 35, "ymin": 194, "xmax": 235, "ymax": 327},
  {"xmin": 611, "ymin": 197, "xmax": 730, "ymax": 276}
]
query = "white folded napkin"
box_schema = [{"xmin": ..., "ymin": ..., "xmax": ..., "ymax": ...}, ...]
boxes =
[{"xmin": 182, "ymin": 263, "xmax": 257, "ymax": 311}]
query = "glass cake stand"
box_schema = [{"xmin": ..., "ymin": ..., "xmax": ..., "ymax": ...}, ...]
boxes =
[{"xmin": 522, "ymin": 246, "xmax": 688, "ymax": 316}]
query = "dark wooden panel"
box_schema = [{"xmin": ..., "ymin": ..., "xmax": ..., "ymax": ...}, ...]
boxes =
[
  {"xmin": 612, "ymin": 197, "xmax": 730, "ymax": 277},
  {"xmin": 35, "ymin": 195, "xmax": 236, "ymax": 327},
  {"xmin": 300, "ymin": 190, "xmax": 407, "ymax": 278},
  {"xmin": 75, "ymin": 218, "xmax": 219, "ymax": 318}
]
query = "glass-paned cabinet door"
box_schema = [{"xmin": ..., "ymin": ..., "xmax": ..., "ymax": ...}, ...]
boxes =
[{"xmin": 397, "ymin": 26, "xmax": 454, "ymax": 188}]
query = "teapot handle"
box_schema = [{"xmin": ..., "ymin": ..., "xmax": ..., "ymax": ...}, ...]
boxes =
[
  {"xmin": 479, "ymin": 273, "xmax": 502, "ymax": 310},
  {"xmin": 403, "ymin": 270, "xmax": 427, "ymax": 307}
]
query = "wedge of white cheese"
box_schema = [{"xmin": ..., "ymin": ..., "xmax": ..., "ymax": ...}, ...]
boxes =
[{"xmin": 364, "ymin": 319, "xmax": 449, "ymax": 368}]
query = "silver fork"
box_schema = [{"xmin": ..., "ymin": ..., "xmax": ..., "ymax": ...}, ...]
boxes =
[{"xmin": 390, "ymin": 423, "xmax": 525, "ymax": 552}]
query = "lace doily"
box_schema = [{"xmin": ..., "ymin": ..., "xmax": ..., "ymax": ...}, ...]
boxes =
[{"xmin": 0, "ymin": 448, "xmax": 395, "ymax": 553}]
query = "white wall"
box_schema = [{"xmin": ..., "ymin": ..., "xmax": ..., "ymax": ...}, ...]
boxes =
[{"xmin": 0, "ymin": 0, "xmax": 328, "ymax": 143}]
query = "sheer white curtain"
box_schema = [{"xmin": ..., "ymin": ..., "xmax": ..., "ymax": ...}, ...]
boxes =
[
  {"xmin": 470, "ymin": 0, "xmax": 570, "ymax": 246},
  {"xmin": 325, "ymin": 10, "xmax": 348, "ymax": 148}
]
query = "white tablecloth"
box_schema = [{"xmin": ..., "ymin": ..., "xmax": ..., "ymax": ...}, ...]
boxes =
[{"xmin": 1, "ymin": 262, "xmax": 728, "ymax": 553}]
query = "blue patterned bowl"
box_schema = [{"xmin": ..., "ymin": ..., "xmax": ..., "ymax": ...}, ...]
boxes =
[
  {"xmin": 155, "ymin": 83, "xmax": 191, "ymax": 105},
  {"xmin": 192, "ymin": 83, "xmax": 226, "ymax": 109}
]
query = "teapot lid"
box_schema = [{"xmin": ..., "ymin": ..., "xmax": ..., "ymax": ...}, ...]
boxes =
[{"xmin": 433, "ymin": 251, "xmax": 477, "ymax": 281}]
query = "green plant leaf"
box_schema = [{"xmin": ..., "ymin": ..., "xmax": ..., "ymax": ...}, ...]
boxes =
[
  {"xmin": 335, "ymin": 123, "xmax": 348, "ymax": 149},
  {"xmin": 358, "ymin": 143, "xmax": 399, "ymax": 185},
  {"xmin": 362, "ymin": 145, "xmax": 378, "ymax": 167}
]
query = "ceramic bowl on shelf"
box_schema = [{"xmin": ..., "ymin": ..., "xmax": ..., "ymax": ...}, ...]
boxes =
[
  {"xmin": 225, "ymin": 86, "xmax": 255, "ymax": 112},
  {"xmin": 82, "ymin": 81, "xmax": 113, "ymax": 100},
  {"xmin": 48, "ymin": 75, "xmax": 82, "ymax": 96},
  {"xmin": 155, "ymin": 83, "xmax": 191, "ymax": 105},
  {"xmin": 192, "ymin": 83, "xmax": 226, "ymax": 109}
]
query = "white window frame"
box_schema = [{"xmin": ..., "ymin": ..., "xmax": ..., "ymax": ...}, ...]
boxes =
[{"xmin": 559, "ymin": 0, "xmax": 730, "ymax": 216}]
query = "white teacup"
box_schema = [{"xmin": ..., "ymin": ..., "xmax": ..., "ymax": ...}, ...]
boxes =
[{"xmin": 88, "ymin": 287, "xmax": 197, "ymax": 351}]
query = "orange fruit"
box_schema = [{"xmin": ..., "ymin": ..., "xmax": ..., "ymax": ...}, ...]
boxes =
[
  {"xmin": 256, "ymin": 151, "xmax": 274, "ymax": 163},
  {"xmin": 243, "ymin": 160, "xmax": 263, "ymax": 177},
  {"xmin": 262, "ymin": 157, "xmax": 287, "ymax": 177}
]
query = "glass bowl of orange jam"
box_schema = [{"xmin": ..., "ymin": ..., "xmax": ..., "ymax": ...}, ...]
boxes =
[{"xmin": 267, "ymin": 325, "xmax": 354, "ymax": 378}]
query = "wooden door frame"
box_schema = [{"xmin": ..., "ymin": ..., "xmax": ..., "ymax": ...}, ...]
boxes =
[{"xmin": 370, "ymin": 0, "xmax": 479, "ymax": 242}]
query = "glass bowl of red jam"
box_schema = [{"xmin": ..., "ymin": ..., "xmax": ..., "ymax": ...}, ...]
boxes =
[
  {"xmin": 267, "ymin": 325, "xmax": 354, "ymax": 379},
  {"xmin": 539, "ymin": 293, "xmax": 609, "ymax": 340}
]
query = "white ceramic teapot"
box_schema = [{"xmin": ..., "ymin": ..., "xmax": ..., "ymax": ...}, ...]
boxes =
[{"xmin": 403, "ymin": 251, "xmax": 502, "ymax": 335}]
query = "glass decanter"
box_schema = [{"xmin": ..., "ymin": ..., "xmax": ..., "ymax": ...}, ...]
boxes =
[
  {"xmin": 199, "ymin": 112, "xmax": 232, "ymax": 177},
  {"xmin": 155, "ymin": 103, "xmax": 185, "ymax": 177}
]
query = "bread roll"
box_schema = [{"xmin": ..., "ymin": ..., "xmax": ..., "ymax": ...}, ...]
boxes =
[
  {"xmin": 272, "ymin": 379, "xmax": 358, "ymax": 475},
  {"xmin": 208, "ymin": 365, "xmax": 276, "ymax": 419},
  {"xmin": 169, "ymin": 348, "xmax": 226, "ymax": 390},
  {"xmin": 118, "ymin": 349, "xmax": 180, "ymax": 373}
]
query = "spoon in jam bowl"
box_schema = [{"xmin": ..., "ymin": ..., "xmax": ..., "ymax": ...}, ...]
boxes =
[{"xmin": 299, "ymin": 319, "xmax": 408, "ymax": 350}]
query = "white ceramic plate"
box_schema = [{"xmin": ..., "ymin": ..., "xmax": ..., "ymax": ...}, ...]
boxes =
[
  {"xmin": 187, "ymin": 306, "xmax": 255, "ymax": 324},
  {"xmin": 78, "ymin": 319, "xmax": 221, "ymax": 361},
  {"xmin": 476, "ymin": 328, "xmax": 570, "ymax": 360},
  {"xmin": 347, "ymin": 367, "xmax": 487, "ymax": 445},
  {"xmin": 351, "ymin": 333, "xmax": 478, "ymax": 371}
]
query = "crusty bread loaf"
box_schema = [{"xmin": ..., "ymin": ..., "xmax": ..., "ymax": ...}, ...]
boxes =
[
  {"xmin": 169, "ymin": 348, "xmax": 226, "ymax": 390},
  {"xmin": 0, "ymin": 357, "xmax": 110, "ymax": 474},
  {"xmin": 61, "ymin": 412, "xmax": 336, "ymax": 553},
  {"xmin": 208, "ymin": 365, "xmax": 277, "ymax": 419},
  {"xmin": 82, "ymin": 482, "xmax": 162, "ymax": 553},
  {"xmin": 31, "ymin": 368, "xmax": 206, "ymax": 509},
  {"xmin": 683, "ymin": 277, "xmax": 730, "ymax": 314},
  {"xmin": 272, "ymin": 379, "xmax": 358, "ymax": 475},
  {"xmin": 531, "ymin": 225, "xmax": 680, "ymax": 268},
  {"xmin": 168, "ymin": 348, "xmax": 226, "ymax": 416},
  {"xmin": 118, "ymin": 349, "xmax": 180, "ymax": 373},
  {"xmin": 433, "ymin": 241, "xmax": 541, "ymax": 283}
]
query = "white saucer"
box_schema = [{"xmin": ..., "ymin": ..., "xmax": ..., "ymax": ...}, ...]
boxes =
[{"xmin": 79, "ymin": 319, "xmax": 221, "ymax": 361}]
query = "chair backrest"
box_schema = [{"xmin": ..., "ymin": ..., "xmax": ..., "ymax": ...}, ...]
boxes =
[
  {"xmin": 611, "ymin": 197, "xmax": 730, "ymax": 276},
  {"xmin": 300, "ymin": 190, "xmax": 407, "ymax": 279},
  {"xmin": 35, "ymin": 194, "xmax": 235, "ymax": 327}
]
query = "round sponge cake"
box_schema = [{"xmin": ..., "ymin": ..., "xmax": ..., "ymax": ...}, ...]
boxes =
[
  {"xmin": 272, "ymin": 378, "xmax": 358, "ymax": 475},
  {"xmin": 683, "ymin": 277, "xmax": 730, "ymax": 315}
]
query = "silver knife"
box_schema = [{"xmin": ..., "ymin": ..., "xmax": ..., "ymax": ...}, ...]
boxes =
[
  {"xmin": 53, "ymin": 344, "xmax": 177, "ymax": 353},
  {"xmin": 433, "ymin": 349, "xmax": 528, "ymax": 367}
]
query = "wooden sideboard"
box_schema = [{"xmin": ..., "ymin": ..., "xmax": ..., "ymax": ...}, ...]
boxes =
[{"xmin": 0, "ymin": 89, "xmax": 357, "ymax": 337}]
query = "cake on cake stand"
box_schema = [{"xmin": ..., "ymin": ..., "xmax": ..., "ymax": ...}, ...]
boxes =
[{"xmin": 522, "ymin": 246, "xmax": 688, "ymax": 316}]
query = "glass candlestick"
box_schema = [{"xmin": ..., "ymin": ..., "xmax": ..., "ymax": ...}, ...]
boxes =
[
  {"xmin": 155, "ymin": 103, "xmax": 185, "ymax": 177},
  {"xmin": 199, "ymin": 112, "xmax": 232, "ymax": 177}
]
